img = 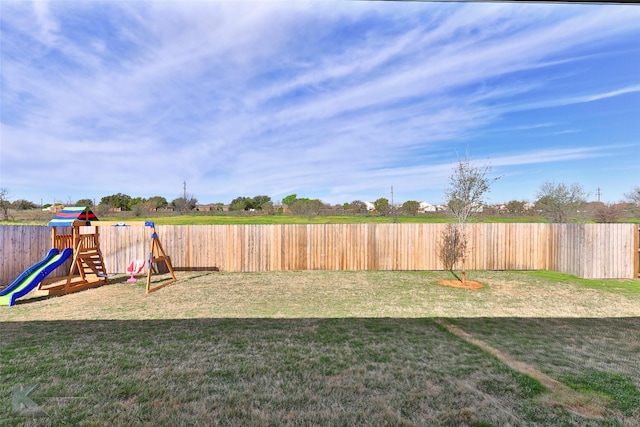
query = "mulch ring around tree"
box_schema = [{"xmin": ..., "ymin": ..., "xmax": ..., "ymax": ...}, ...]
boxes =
[{"xmin": 439, "ymin": 280, "xmax": 483, "ymax": 290}]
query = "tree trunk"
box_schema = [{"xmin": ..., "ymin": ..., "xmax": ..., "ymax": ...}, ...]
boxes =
[{"xmin": 461, "ymin": 257, "xmax": 466, "ymax": 284}]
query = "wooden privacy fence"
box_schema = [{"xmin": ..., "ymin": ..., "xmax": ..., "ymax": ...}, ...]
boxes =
[{"xmin": 1, "ymin": 223, "xmax": 638, "ymax": 286}]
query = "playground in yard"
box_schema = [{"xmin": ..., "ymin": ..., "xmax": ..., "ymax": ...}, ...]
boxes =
[
  {"xmin": 1, "ymin": 269, "xmax": 639, "ymax": 426},
  {"xmin": 0, "ymin": 207, "xmax": 177, "ymax": 306}
]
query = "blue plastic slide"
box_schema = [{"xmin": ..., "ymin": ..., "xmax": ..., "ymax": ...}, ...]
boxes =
[
  {"xmin": 0, "ymin": 249, "xmax": 59, "ymax": 296},
  {"xmin": 0, "ymin": 248, "xmax": 73, "ymax": 306}
]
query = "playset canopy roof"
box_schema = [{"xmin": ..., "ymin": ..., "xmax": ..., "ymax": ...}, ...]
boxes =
[{"xmin": 48, "ymin": 206, "xmax": 99, "ymax": 227}]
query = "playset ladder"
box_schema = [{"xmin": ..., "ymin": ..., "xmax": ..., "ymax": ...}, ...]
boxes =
[{"xmin": 67, "ymin": 231, "xmax": 107, "ymax": 292}]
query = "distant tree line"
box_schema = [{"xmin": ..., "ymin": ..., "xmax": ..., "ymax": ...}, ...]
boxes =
[
  {"xmin": 1, "ymin": 183, "xmax": 638, "ymax": 223},
  {"xmin": 229, "ymin": 195, "xmax": 272, "ymax": 212},
  {"xmin": 91, "ymin": 193, "xmax": 200, "ymax": 215}
]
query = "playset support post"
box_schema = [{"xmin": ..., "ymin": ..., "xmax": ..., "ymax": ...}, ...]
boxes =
[{"xmin": 144, "ymin": 221, "xmax": 177, "ymax": 294}]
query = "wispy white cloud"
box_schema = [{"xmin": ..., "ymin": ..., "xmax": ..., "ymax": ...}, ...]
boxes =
[
  {"xmin": 490, "ymin": 146, "xmax": 614, "ymax": 167},
  {"xmin": 32, "ymin": 1, "xmax": 59, "ymax": 46},
  {"xmin": 510, "ymin": 85, "xmax": 640, "ymax": 112},
  {"xmin": 1, "ymin": 2, "xmax": 639, "ymax": 205}
]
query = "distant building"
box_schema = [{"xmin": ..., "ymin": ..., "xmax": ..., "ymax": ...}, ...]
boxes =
[
  {"xmin": 195, "ymin": 204, "xmax": 218, "ymax": 212},
  {"xmin": 274, "ymin": 204, "xmax": 290, "ymax": 214},
  {"xmin": 195, "ymin": 204, "xmax": 227, "ymax": 212},
  {"xmin": 363, "ymin": 201, "xmax": 376, "ymax": 211},
  {"xmin": 418, "ymin": 202, "xmax": 436, "ymax": 213},
  {"xmin": 470, "ymin": 203, "xmax": 484, "ymax": 213},
  {"xmin": 494, "ymin": 203, "xmax": 507, "ymax": 212},
  {"xmin": 46, "ymin": 205, "xmax": 65, "ymax": 213}
]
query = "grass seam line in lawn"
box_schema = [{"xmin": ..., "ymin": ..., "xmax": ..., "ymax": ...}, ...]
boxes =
[{"xmin": 434, "ymin": 319, "xmax": 616, "ymax": 420}]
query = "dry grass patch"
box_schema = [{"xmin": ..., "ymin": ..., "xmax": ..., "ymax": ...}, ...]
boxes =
[
  {"xmin": 439, "ymin": 279, "xmax": 484, "ymax": 289},
  {"xmin": 1, "ymin": 270, "xmax": 639, "ymax": 425},
  {"xmin": 3, "ymin": 270, "xmax": 639, "ymax": 321}
]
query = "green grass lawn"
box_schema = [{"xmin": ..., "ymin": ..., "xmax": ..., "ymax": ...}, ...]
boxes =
[
  {"xmin": 3, "ymin": 211, "xmax": 553, "ymax": 226},
  {"xmin": 142, "ymin": 213, "xmax": 446, "ymax": 225},
  {"xmin": 5, "ymin": 208, "xmax": 639, "ymax": 225},
  {"xmin": 1, "ymin": 270, "xmax": 639, "ymax": 425}
]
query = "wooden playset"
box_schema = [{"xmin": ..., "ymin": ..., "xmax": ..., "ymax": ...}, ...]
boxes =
[
  {"xmin": 40, "ymin": 206, "xmax": 108, "ymax": 295},
  {"xmin": 38, "ymin": 207, "xmax": 176, "ymax": 296}
]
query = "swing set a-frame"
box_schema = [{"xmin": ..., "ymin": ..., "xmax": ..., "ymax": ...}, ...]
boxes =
[
  {"xmin": 39, "ymin": 207, "xmax": 176, "ymax": 295},
  {"xmin": 141, "ymin": 220, "xmax": 177, "ymax": 293}
]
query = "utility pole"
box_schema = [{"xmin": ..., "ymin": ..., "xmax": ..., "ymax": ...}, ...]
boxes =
[
  {"xmin": 390, "ymin": 186, "xmax": 394, "ymax": 208},
  {"xmin": 391, "ymin": 186, "xmax": 398, "ymax": 223},
  {"xmin": 182, "ymin": 181, "xmax": 188, "ymax": 212}
]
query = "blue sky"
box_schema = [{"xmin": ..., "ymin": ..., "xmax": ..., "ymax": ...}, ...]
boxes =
[{"xmin": 1, "ymin": 1, "xmax": 639, "ymax": 207}]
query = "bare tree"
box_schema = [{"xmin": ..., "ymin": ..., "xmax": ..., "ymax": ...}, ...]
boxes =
[
  {"xmin": 290, "ymin": 198, "xmax": 325, "ymax": 221},
  {"xmin": 624, "ymin": 186, "xmax": 640, "ymax": 204},
  {"xmin": 535, "ymin": 181, "xmax": 587, "ymax": 223},
  {"xmin": 437, "ymin": 224, "xmax": 466, "ymax": 280},
  {"xmin": 445, "ymin": 155, "xmax": 500, "ymax": 224},
  {"xmin": 0, "ymin": 188, "xmax": 12, "ymax": 221},
  {"xmin": 505, "ymin": 200, "xmax": 528, "ymax": 216},
  {"xmin": 591, "ymin": 203, "xmax": 622, "ymax": 223},
  {"xmin": 441, "ymin": 155, "xmax": 500, "ymax": 283},
  {"xmin": 10, "ymin": 199, "xmax": 38, "ymax": 210},
  {"xmin": 172, "ymin": 194, "xmax": 198, "ymax": 212},
  {"xmin": 349, "ymin": 200, "xmax": 367, "ymax": 213}
]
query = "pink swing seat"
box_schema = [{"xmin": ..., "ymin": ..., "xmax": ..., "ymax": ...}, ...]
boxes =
[{"xmin": 126, "ymin": 260, "xmax": 145, "ymax": 282}]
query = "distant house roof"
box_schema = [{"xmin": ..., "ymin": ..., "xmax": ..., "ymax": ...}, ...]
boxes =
[
  {"xmin": 48, "ymin": 206, "xmax": 99, "ymax": 227},
  {"xmin": 47, "ymin": 204, "xmax": 65, "ymax": 213},
  {"xmin": 419, "ymin": 202, "xmax": 436, "ymax": 212}
]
